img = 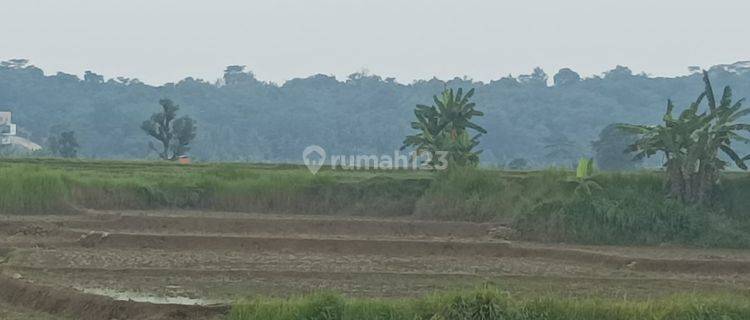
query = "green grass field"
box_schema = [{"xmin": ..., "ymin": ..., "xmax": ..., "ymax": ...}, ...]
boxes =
[
  {"xmin": 3, "ymin": 158, "xmax": 750, "ymax": 319},
  {"xmin": 1, "ymin": 158, "xmax": 750, "ymax": 248},
  {"xmin": 230, "ymin": 289, "xmax": 750, "ymax": 320}
]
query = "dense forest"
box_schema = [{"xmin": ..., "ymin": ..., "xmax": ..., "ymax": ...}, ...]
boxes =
[{"xmin": 2, "ymin": 59, "xmax": 750, "ymax": 167}]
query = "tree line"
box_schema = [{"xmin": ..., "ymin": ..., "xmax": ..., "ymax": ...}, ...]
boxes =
[{"xmin": 2, "ymin": 59, "xmax": 750, "ymax": 168}]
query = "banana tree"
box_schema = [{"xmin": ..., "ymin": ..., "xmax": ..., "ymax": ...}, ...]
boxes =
[
  {"xmin": 440, "ymin": 131, "xmax": 483, "ymax": 166},
  {"xmin": 621, "ymin": 71, "xmax": 750, "ymax": 203},
  {"xmin": 401, "ymin": 103, "xmax": 443, "ymax": 165},
  {"xmin": 434, "ymin": 88, "xmax": 487, "ymax": 140},
  {"xmin": 402, "ymin": 88, "xmax": 486, "ymax": 168},
  {"xmin": 568, "ymin": 158, "xmax": 602, "ymax": 195}
]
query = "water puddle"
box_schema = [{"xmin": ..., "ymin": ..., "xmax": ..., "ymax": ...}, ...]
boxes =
[{"xmin": 80, "ymin": 288, "xmax": 220, "ymax": 305}]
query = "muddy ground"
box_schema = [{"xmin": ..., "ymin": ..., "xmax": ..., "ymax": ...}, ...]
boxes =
[{"xmin": 1, "ymin": 210, "xmax": 750, "ymax": 319}]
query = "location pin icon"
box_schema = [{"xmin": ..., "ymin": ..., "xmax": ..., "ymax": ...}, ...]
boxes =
[{"xmin": 303, "ymin": 145, "xmax": 326, "ymax": 175}]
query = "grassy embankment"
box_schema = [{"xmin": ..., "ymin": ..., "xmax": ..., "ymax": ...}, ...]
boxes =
[
  {"xmin": 1, "ymin": 158, "xmax": 749, "ymax": 247},
  {"xmin": 230, "ymin": 289, "xmax": 750, "ymax": 320}
]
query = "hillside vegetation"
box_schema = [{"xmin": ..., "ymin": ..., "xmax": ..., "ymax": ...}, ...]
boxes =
[
  {"xmin": 3, "ymin": 60, "xmax": 750, "ymax": 165},
  {"xmin": 2, "ymin": 158, "xmax": 749, "ymax": 248}
]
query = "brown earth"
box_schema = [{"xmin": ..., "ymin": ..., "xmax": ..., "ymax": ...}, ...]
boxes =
[
  {"xmin": 2, "ymin": 210, "xmax": 750, "ymax": 319},
  {"xmin": 0, "ymin": 276, "xmax": 228, "ymax": 320}
]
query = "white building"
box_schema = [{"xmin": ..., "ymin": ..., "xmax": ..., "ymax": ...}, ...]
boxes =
[
  {"xmin": 0, "ymin": 111, "xmax": 17, "ymax": 145},
  {"xmin": 0, "ymin": 111, "xmax": 41, "ymax": 151}
]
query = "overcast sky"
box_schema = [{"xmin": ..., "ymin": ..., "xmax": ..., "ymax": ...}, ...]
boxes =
[{"xmin": 2, "ymin": 0, "xmax": 749, "ymax": 85}]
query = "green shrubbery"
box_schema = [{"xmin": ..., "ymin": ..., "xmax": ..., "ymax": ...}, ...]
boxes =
[
  {"xmin": 1, "ymin": 158, "xmax": 749, "ymax": 247},
  {"xmin": 414, "ymin": 168, "xmax": 570, "ymax": 222},
  {"xmin": 512, "ymin": 172, "xmax": 750, "ymax": 248},
  {"xmin": 230, "ymin": 289, "xmax": 750, "ymax": 320},
  {"xmin": 418, "ymin": 167, "xmax": 750, "ymax": 247}
]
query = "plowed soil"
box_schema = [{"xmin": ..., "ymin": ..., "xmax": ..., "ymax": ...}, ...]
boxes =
[{"xmin": 2, "ymin": 210, "xmax": 750, "ymax": 319}]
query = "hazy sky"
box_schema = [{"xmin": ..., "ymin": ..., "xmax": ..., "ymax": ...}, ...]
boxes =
[{"xmin": 2, "ymin": 0, "xmax": 749, "ymax": 85}]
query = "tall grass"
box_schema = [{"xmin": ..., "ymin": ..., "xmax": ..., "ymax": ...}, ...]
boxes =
[
  {"xmin": 512, "ymin": 172, "xmax": 750, "ymax": 247},
  {"xmin": 414, "ymin": 167, "xmax": 571, "ymax": 222},
  {"xmin": 0, "ymin": 159, "xmax": 429, "ymax": 216},
  {"xmin": 0, "ymin": 165, "xmax": 73, "ymax": 214},
  {"xmin": 230, "ymin": 289, "xmax": 750, "ymax": 320},
  {"xmin": 1, "ymin": 158, "xmax": 749, "ymax": 248}
]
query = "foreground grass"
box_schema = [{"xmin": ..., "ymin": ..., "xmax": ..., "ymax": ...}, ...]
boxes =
[
  {"xmin": 230, "ymin": 289, "xmax": 750, "ymax": 320},
  {"xmin": 1, "ymin": 158, "xmax": 750, "ymax": 248}
]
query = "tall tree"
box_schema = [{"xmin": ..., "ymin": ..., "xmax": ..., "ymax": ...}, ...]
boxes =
[
  {"xmin": 518, "ymin": 67, "xmax": 548, "ymax": 87},
  {"xmin": 592, "ymin": 123, "xmax": 641, "ymax": 171},
  {"xmin": 553, "ymin": 68, "xmax": 581, "ymax": 86},
  {"xmin": 48, "ymin": 131, "xmax": 79, "ymax": 158},
  {"xmin": 83, "ymin": 71, "xmax": 104, "ymax": 83},
  {"xmin": 223, "ymin": 65, "xmax": 258, "ymax": 86},
  {"xmin": 542, "ymin": 133, "xmax": 582, "ymax": 167},
  {"xmin": 141, "ymin": 99, "xmax": 197, "ymax": 160}
]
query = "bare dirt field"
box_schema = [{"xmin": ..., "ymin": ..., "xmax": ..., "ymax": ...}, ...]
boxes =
[{"xmin": 2, "ymin": 210, "xmax": 750, "ymax": 319}]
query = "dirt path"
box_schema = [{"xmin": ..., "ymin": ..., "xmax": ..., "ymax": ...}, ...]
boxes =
[{"xmin": 2, "ymin": 210, "xmax": 750, "ymax": 318}]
